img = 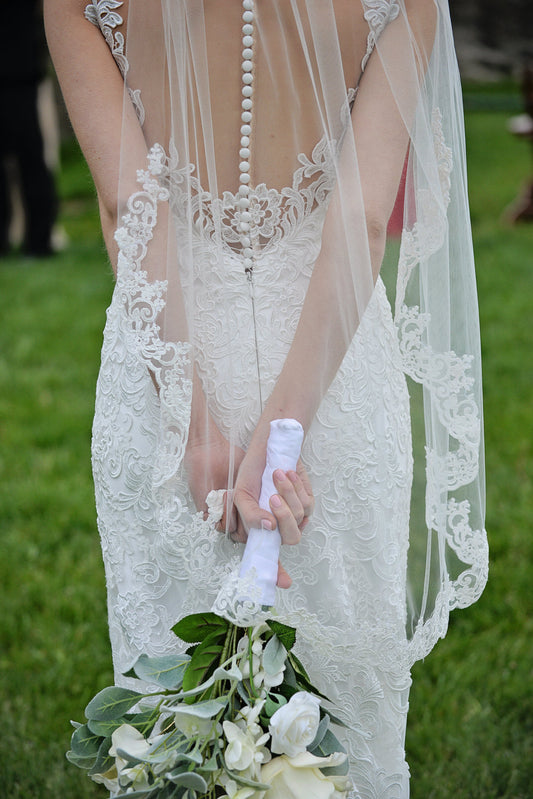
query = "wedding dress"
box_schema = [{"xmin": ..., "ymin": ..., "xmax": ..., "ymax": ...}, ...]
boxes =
[{"xmin": 85, "ymin": 2, "xmax": 488, "ymax": 797}]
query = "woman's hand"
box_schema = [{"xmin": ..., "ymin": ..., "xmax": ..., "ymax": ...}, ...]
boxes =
[
  {"xmin": 184, "ymin": 420, "xmax": 245, "ymax": 534},
  {"xmin": 233, "ymin": 450, "xmax": 314, "ymax": 588}
]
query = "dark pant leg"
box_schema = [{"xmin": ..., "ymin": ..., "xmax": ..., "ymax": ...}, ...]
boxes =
[{"xmin": 0, "ymin": 83, "xmax": 58, "ymax": 255}]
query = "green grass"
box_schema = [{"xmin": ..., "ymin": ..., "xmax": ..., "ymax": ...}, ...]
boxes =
[{"xmin": 1, "ymin": 97, "xmax": 532, "ymax": 797}]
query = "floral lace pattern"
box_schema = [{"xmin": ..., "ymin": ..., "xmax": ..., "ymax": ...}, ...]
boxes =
[
  {"xmin": 88, "ymin": 4, "xmax": 486, "ymax": 798},
  {"xmin": 360, "ymin": 0, "xmax": 401, "ymax": 71},
  {"xmin": 93, "ymin": 139, "xmax": 414, "ymax": 795},
  {"xmin": 84, "ymin": 0, "xmax": 145, "ymax": 123}
]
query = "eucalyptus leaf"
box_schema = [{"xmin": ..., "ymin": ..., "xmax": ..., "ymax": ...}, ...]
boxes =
[
  {"xmin": 166, "ymin": 771, "xmax": 207, "ymax": 791},
  {"xmin": 172, "ymin": 697, "xmax": 227, "ymax": 718},
  {"xmin": 236, "ymin": 681, "xmax": 249, "ymax": 704},
  {"xmin": 321, "ymin": 758, "xmax": 350, "ymax": 777},
  {"xmin": 125, "ymin": 708, "xmax": 160, "ymax": 736},
  {"xmin": 211, "ymin": 662, "xmax": 242, "ymax": 682},
  {"xmin": 65, "ymin": 749, "xmax": 97, "ymax": 770},
  {"xmin": 226, "ymin": 769, "xmax": 271, "ymax": 791},
  {"xmin": 172, "ymin": 612, "xmax": 229, "ymax": 644},
  {"xmin": 85, "ymin": 686, "xmax": 142, "ymax": 721},
  {"xmin": 322, "ymin": 707, "xmax": 350, "ymax": 729},
  {"xmin": 198, "ymin": 751, "xmax": 222, "ymax": 772},
  {"xmin": 88, "ymin": 736, "xmax": 114, "ymax": 776},
  {"xmin": 308, "ymin": 714, "xmax": 330, "ymax": 750},
  {"xmin": 132, "ymin": 653, "xmax": 191, "ymax": 689},
  {"xmin": 262, "ymin": 635, "xmax": 287, "ymax": 676},
  {"xmin": 87, "ymin": 717, "xmax": 125, "ymax": 737},
  {"xmin": 70, "ymin": 723, "xmax": 102, "ymax": 759},
  {"xmin": 267, "ymin": 620, "xmax": 296, "ymax": 650},
  {"xmin": 264, "ymin": 693, "xmax": 287, "ymax": 717},
  {"xmin": 310, "ymin": 728, "xmax": 347, "ymax": 759}
]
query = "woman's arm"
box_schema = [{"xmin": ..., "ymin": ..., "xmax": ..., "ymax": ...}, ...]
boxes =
[
  {"xmin": 44, "ymin": 0, "xmax": 312, "ymax": 570},
  {"xmin": 234, "ymin": 0, "xmax": 437, "ymax": 528}
]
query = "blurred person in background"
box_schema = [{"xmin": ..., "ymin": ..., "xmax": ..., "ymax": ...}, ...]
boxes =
[{"xmin": 0, "ymin": 0, "xmax": 58, "ymax": 257}]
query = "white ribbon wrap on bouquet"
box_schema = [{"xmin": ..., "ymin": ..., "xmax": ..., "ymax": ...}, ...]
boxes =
[{"xmin": 238, "ymin": 418, "xmax": 304, "ymax": 607}]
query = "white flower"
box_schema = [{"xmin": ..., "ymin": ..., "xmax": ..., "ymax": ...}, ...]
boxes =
[
  {"xmin": 260, "ymin": 751, "xmax": 351, "ymax": 799},
  {"xmin": 91, "ymin": 764, "xmax": 119, "ymax": 793},
  {"xmin": 110, "ymin": 723, "xmax": 150, "ymax": 764},
  {"xmin": 109, "ymin": 724, "xmax": 151, "ymax": 786},
  {"xmin": 120, "ymin": 762, "xmax": 151, "ymax": 790},
  {"xmin": 223, "ymin": 720, "xmax": 270, "ymax": 772},
  {"xmin": 269, "ymin": 692, "xmax": 321, "ymax": 757},
  {"xmin": 174, "ymin": 709, "xmax": 213, "ymax": 739},
  {"xmin": 218, "ymin": 777, "xmax": 262, "ymax": 799}
]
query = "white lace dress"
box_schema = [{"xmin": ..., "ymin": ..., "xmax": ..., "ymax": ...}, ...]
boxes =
[{"xmin": 85, "ymin": 1, "xmax": 488, "ymax": 797}]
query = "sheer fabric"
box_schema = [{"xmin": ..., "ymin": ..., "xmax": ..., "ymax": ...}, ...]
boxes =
[{"xmin": 85, "ymin": 1, "xmax": 487, "ymax": 795}]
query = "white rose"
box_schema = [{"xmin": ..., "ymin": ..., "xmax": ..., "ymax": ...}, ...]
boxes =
[
  {"xmin": 261, "ymin": 752, "xmax": 351, "ymax": 799},
  {"xmin": 269, "ymin": 692, "xmax": 321, "ymax": 758}
]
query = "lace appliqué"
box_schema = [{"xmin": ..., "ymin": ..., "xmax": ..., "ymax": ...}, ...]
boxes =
[
  {"xmin": 360, "ymin": 0, "xmax": 401, "ymax": 71},
  {"xmin": 113, "ymin": 151, "xmax": 193, "ymax": 488},
  {"xmin": 395, "ymin": 109, "xmax": 488, "ymax": 663},
  {"xmin": 211, "ymin": 568, "xmax": 271, "ymax": 627},
  {"xmin": 84, "ymin": 0, "xmax": 145, "ymax": 124}
]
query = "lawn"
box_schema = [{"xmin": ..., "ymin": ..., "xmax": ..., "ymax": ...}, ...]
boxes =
[{"xmin": 1, "ymin": 95, "xmax": 532, "ymax": 798}]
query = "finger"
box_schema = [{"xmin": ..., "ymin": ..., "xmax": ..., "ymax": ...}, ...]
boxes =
[
  {"xmin": 286, "ymin": 469, "xmax": 314, "ymax": 520},
  {"xmin": 272, "ymin": 469, "xmax": 305, "ymax": 526},
  {"xmin": 219, "ymin": 491, "xmax": 238, "ymax": 535},
  {"xmin": 233, "ymin": 487, "xmax": 275, "ymax": 541},
  {"xmin": 276, "ymin": 560, "xmax": 292, "ymax": 589},
  {"xmin": 296, "ymin": 460, "xmax": 315, "ymax": 516},
  {"xmin": 269, "ymin": 493, "xmax": 302, "ymax": 545}
]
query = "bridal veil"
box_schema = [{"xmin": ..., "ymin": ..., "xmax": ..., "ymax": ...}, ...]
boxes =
[{"xmin": 85, "ymin": 0, "xmax": 487, "ymax": 792}]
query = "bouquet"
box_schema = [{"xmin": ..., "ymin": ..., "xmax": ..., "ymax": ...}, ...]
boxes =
[{"xmin": 67, "ymin": 421, "xmax": 352, "ymax": 798}]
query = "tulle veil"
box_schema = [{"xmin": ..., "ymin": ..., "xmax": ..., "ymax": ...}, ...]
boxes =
[{"xmin": 90, "ymin": 0, "xmax": 487, "ymax": 681}]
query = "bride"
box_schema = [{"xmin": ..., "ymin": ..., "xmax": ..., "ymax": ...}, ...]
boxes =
[{"xmin": 45, "ymin": 1, "xmax": 488, "ymax": 795}]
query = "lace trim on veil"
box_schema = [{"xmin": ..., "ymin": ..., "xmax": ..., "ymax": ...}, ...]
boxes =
[{"xmin": 395, "ymin": 110, "xmax": 488, "ymax": 663}]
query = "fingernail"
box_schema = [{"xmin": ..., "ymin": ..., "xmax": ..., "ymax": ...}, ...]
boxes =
[
  {"xmin": 273, "ymin": 469, "xmax": 286, "ymax": 481},
  {"xmin": 270, "ymin": 495, "xmax": 282, "ymax": 508},
  {"xmin": 262, "ymin": 519, "xmax": 274, "ymax": 530}
]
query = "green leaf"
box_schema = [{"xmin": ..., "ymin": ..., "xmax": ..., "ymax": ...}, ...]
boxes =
[
  {"xmin": 65, "ymin": 749, "xmax": 97, "ymax": 770},
  {"xmin": 281, "ymin": 661, "xmax": 298, "ymax": 689},
  {"xmin": 264, "ymin": 693, "xmax": 287, "ymax": 717},
  {"xmin": 172, "ymin": 612, "xmax": 229, "ymax": 644},
  {"xmin": 125, "ymin": 708, "xmax": 160, "ymax": 736},
  {"xmin": 88, "ymin": 736, "xmax": 115, "ymax": 776},
  {"xmin": 288, "ymin": 653, "xmax": 329, "ymax": 701},
  {"xmin": 85, "ymin": 686, "xmax": 142, "ymax": 721},
  {"xmin": 309, "ymin": 727, "xmax": 346, "ymax": 759},
  {"xmin": 262, "ymin": 635, "xmax": 287, "ymax": 676},
  {"xmin": 166, "ymin": 771, "xmax": 208, "ymax": 792},
  {"xmin": 212, "ymin": 662, "xmax": 243, "ymax": 682},
  {"xmin": 226, "ymin": 769, "xmax": 271, "ymax": 791},
  {"xmin": 182, "ymin": 635, "xmax": 224, "ymax": 695},
  {"xmin": 322, "ymin": 707, "xmax": 350, "ymax": 729},
  {"xmin": 132, "ymin": 653, "xmax": 190, "ymax": 689},
  {"xmin": 70, "ymin": 723, "xmax": 102, "ymax": 759},
  {"xmin": 267, "ymin": 620, "xmax": 296, "ymax": 651},
  {"xmin": 87, "ymin": 717, "xmax": 125, "ymax": 737},
  {"xmin": 173, "ymin": 697, "xmax": 228, "ymax": 718},
  {"xmin": 321, "ymin": 758, "xmax": 350, "ymax": 777},
  {"xmin": 308, "ymin": 714, "xmax": 330, "ymax": 750}
]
